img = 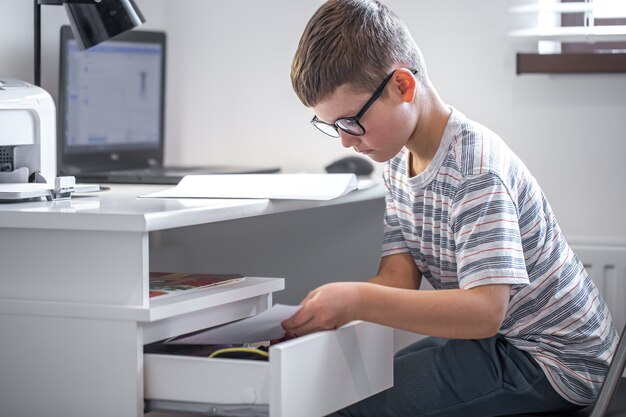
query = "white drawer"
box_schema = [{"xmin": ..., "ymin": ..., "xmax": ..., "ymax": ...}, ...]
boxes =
[{"xmin": 144, "ymin": 320, "xmax": 393, "ymax": 417}]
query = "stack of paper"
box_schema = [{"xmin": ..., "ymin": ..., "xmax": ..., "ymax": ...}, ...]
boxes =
[
  {"xmin": 140, "ymin": 173, "xmax": 358, "ymax": 201},
  {"xmin": 167, "ymin": 304, "xmax": 300, "ymax": 344}
]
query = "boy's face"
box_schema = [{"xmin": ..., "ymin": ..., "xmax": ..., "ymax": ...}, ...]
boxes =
[{"xmin": 311, "ymin": 71, "xmax": 418, "ymax": 163}]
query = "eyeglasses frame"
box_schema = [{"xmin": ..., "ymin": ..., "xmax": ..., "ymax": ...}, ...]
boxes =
[{"xmin": 311, "ymin": 68, "xmax": 417, "ymax": 138}]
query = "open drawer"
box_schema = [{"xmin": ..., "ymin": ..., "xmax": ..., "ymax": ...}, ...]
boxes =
[{"xmin": 144, "ymin": 320, "xmax": 393, "ymax": 417}]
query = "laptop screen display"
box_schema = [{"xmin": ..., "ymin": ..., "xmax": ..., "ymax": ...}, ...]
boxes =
[
  {"xmin": 58, "ymin": 25, "xmax": 166, "ymax": 174},
  {"xmin": 63, "ymin": 39, "xmax": 163, "ymax": 152},
  {"xmin": 62, "ymin": 38, "xmax": 163, "ymax": 154}
]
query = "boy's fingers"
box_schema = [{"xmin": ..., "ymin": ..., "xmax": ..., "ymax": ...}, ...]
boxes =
[
  {"xmin": 288, "ymin": 321, "xmax": 320, "ymax": 338},
  {"xmin": 282, "ymin": 306, "xmax": 313, "ymax": 331},
  {"xmin": 282, "ymin": 289, "xmax": 324, "ymax": 335},
  {"xmin": 288, "ymin": 309, "xmax": 342, "ymax": 337}
]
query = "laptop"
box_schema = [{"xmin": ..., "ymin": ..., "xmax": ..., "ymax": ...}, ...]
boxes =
[{"xmin": 57, "ymin": 26, "xmax": 279, "ymax": 184}]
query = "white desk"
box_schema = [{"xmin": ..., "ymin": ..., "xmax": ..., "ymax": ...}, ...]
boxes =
[{"xmin": 0, "ymin": 184, "xmax": 392, "ymax": 417}]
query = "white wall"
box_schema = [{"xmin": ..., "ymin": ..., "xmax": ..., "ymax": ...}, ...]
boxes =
[{"xmin": 2, "ymin": 0, "xmax": 625, "ymax": 240}]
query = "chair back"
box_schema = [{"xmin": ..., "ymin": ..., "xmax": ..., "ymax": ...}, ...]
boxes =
[{"xmin": 590, "ymin": 323, "xmax": 626, "ymax": 417}]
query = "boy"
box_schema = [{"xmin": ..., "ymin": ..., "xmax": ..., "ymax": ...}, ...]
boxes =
[{"xmin": 282, "ymin": 1, "xmax": 618, "ymax": 416}]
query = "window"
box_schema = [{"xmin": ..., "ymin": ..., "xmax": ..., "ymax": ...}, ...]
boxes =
[{"xmin": 509, "ymin": 0, "xmax": 626, "ymax": 74}]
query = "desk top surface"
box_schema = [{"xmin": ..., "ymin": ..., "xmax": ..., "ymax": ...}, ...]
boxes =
[{"xmin": 0, "ymin": 183, "xmax": 385, "ymax": 232}]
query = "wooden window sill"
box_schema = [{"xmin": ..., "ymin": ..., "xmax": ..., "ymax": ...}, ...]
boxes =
[{"xmin": 516, "ymin": 52, "xmax": 626, "ymax": 74}]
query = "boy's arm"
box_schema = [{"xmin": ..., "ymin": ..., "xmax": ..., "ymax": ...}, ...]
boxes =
[
  {"xmin": 357, "ymin": 283, "xmax": 511, "ymax": 339},
  {"xmin": 368, "ymin": 252, "xmax": 422, "ymax": 289},
  {"xmin": 281, "ymin": 282, "xmax": 510, "ymax": 340}
]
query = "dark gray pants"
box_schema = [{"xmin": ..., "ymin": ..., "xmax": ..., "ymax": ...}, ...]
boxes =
[{"xmin": 329, "ymin": 335, "xmax": 584, "ymax": 417}]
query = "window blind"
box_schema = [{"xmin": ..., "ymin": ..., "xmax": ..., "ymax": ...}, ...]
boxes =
[{"xmin": 509, "ymin": 0, "xmax": 626, "ymax": 43}]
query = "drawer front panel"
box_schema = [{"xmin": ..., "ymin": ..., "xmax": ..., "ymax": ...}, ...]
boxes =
[{"xmin": 271, "ymin": 321, "xmax": 393, "ymax": 417}]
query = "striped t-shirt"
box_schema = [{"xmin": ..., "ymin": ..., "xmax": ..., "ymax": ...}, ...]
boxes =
[{"xmin": 381, "ymin": 108, "xmax": 618, "ymax": 405}]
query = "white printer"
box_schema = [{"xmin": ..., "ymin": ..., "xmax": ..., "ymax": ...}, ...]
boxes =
[
  {"xmin": 0, "ymin": 78, "xmax": 55, "ymax": 182},
  {"xmin": 0, "ymin": 78, "xmax": 96, "ymax": 200}
]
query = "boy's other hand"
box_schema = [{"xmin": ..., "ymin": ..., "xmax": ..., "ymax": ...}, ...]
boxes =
[{"xmin": 281, "ymin": 282, "xmax": 366, "ymax": 338}]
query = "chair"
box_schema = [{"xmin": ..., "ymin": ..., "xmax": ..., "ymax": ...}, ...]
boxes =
[{"xmin": 510, "ymin": 322, "xmax": 626, "ymax": 417}]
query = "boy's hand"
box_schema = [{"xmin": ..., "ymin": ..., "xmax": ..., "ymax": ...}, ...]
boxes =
[{"xmin": 281, "ymin": 282, "xmax": 365, "ymax": 338}]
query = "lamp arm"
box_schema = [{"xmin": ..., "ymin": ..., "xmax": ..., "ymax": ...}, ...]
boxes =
[
  {"xmin": 34, "ymin": 0, "xmax": 41, "ymax": 85},
  {"xmin": 33, "ymin": 0, "xmax": 98, "ymax": 86}
]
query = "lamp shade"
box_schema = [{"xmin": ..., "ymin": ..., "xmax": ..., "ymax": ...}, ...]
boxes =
[{"xmin": 64, "ymin": 0, "xmax": 145, "ymax": 50}]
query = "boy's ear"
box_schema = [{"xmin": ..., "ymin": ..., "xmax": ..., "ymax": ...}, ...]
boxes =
[{"xmin": 393, "ymin": 69, "xmax": 417, "ymax": 103}]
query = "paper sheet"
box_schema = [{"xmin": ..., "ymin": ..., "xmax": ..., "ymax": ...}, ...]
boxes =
[
  {"xmin": 139, "ymin": 173, "xmax": 357, "ymax": 201},
  {"xmin": 356, "ymin": 178, "xmax": 378, "ymax": 190},
  {"xmin": 167, "ymin": 304, "xmax": 300, "ymax": 345}
]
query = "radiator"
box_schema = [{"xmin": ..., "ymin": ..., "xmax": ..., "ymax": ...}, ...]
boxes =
[
  {"xmin": 571, "ymin": 239, "xmax": 626, "ymax": 335},
  {"xmin": 571, "ymin": 238, "xmax": 626, "ymax": 378}
]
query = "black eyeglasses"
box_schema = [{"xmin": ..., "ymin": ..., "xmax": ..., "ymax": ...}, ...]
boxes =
[{"xmin": 311, "ymin": 68, "xmax": 417, "ymax": 138}]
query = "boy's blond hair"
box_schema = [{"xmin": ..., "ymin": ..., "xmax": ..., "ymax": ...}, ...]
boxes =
[{"xmin": 291, "ymin": 0, "xmax": 427, "ymax": 107}]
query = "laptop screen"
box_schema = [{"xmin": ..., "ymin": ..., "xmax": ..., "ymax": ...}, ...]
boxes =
[{"xmin": 58, "ymin": 25, "xmax": 166, "ymax": 173}]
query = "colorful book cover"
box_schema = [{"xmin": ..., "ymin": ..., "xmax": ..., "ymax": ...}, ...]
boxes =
[{"xmin": 149, "ymin": 272, "xmax": 245, "ymax": 299}]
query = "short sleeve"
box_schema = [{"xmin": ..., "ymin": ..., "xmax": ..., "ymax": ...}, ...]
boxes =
[
  {"xmin": 381, "ymin": 165, "xmax": 409, "ymax": 257},
  {"xmin": 451, "ymin": 173, "xmax": 529, "ymax": 290}
]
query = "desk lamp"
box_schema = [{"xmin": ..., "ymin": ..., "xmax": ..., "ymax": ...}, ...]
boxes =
[{"xmin": 34, "ymin": 0, "xmax": 145, "ymax": 86}]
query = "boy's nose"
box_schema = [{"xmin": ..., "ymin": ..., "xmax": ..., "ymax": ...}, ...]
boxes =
[{"xmin": 339, "ymin": 131, "xmax": 361, "ymax": 148}]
